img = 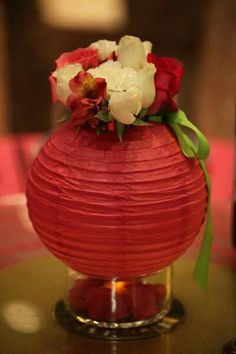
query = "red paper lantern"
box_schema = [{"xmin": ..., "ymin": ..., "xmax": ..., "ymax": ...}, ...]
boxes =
[{"xmin": 26, "ymin": 122, "xmax": 207, "ymax": 277}]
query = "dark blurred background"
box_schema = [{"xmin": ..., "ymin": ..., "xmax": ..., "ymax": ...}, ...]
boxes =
[{"xmin": 0, "ymin": 0, "xmax": 235, "ymax": 138}]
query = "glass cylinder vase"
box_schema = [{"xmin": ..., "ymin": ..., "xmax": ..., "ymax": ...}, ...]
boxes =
[{"xmin": 63, "ymin": 266, "xmax": 173, "ymax": 329}]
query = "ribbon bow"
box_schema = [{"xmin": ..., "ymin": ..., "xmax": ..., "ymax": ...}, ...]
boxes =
[{"xmin": 149, "ymin": 110, "xmax": 212, "ymax": 289}]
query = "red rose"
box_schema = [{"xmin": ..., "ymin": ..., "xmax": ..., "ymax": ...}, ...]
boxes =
[
  {"xmin": 55, "ymin": 47, "xmax": 99, "ymax": 70},
  {"xmin": 147, "ymin": 53, "xmax": 183, "ymax": 115},
  {"xmin": 67, "ymin": 71, "xmax": 107, "ymax": 125}
]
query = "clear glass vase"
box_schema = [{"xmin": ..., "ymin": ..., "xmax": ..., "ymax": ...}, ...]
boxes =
[{"xmin": 63, "ymin": 266, "xmax": 173, "ymax": 329}]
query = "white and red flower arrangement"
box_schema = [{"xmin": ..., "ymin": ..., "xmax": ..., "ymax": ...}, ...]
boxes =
[
  {"xmin": 27, "ymin": 35, "xmax": 212, "ymax": 293},
  {"xmin": 49, "ymin": 35, "xmax": 183, "ymax": 140}
]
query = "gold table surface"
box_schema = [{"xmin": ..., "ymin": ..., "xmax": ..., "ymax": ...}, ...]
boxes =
[{"xmin": 0, "ymin": 257, "xmax": 235, "ymax": 354}]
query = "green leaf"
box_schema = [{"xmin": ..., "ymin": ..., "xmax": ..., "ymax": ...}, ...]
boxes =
[
  {"xmin": 101, "ymin": 95, "xmax": 110, "ymax": 106},
  {"xmin": 133, "ymin": 118, "xmax": 149, "ymax": 126},
  {"xmin": 95, "ymin": 110, "xmax": 109, "ymax": 122},
  {"xmin": 96, "ymin": 110, "xmax": 114, "ymax": 123},
  {"xmin": 138, "ymin": 108, "xmax": 148, "ymax": 119},
  {"xmin": 101, "ymin": 98, "xmax": 109, "ymax": 107},
  {"xmin": 96, "ymin": 123, "xmax": 106, "ymax": 135},
  {"xmin": 116, "ymin": 122, "xmax": 125, "ymax": 143},
  {"xmin": 148, "ymin": 115, "xmax": 163, "ymax": 123},
  {"xmin": 107, "ymin": 114, "xmax": 114, "ymax": 122}
]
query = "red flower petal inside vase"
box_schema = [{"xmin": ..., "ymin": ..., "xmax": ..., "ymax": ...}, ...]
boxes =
[
  {"xmin": 125, "ymin": 283, "xmax": 160, "ymax": 320},
  {"xmin": 86, "ymin": 287, "xmax": 128, "ymax": 321},
  {"xmin": 152, "ymin": 284, "xmax": 167, "ymax": 302},
  {"xmin": 68, "ymin": 278, "xmax": 103, "ymax": 312}
]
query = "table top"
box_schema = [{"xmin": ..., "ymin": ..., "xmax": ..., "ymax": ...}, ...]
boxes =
[
  {"xmin": 0, "ymin": 134, "xmax": 235, "ymax": 353},
  {"xmin": 0, "ymin": 256, "xmax": 235, "ymax": 354}
]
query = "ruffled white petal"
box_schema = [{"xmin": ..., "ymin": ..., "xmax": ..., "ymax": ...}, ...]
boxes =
[
  {"xmin": 138, "ymin": 63, "xmax": 156, "ymax": 108},
  {"xmin": 143, "ymin": 41, "xmax": 152, "ymax": 56},
  {"xmin": 52, "ymin": 63, "xmax": 83, "ymax": 103},
  {"xmin": 90, "ymin": 40, "xmax": 117, "ymax": 61},
  {"xmin": 88, "ymin": 60, "xmax": 138, "ymax": 93},
  {"xmin": 89, "ymin": 59, "xmax": 156, "ymax": 110}
]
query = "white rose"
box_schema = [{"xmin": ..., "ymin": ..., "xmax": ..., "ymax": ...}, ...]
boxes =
[
  {"xmin": 117, "ymin": 35, "xmax": 146, "ymax": 70},
  {"xmin": 52, "ymin": 63, "xmax": 83, "ymax": 104},
  {"xmin": 88, "ymin": 60, "xmax": 138, "ymax": 92},
  {"xmin": 109, "ymin": 87, "xmax": 142, "ymax": 124},
  {"xmin": 116, "ymin": 36, "xmax": 153, "ymax": 70},
  {"xmin": 90, "ymin": 40, "xmax": 117, "ymax": 61},
  {"xmin": 143, "ymin": 40, "xmax": 152, "ymax": 56},
  {"xmin": 138, "ymin": 63, "xmax": 156, "ymax": 108},
  {"xmin": 89, "ymin": 59, "xmax": 156, "ymax": 111}
]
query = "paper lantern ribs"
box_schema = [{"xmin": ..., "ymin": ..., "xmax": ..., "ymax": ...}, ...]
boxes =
[{"xmin": 26, "ymin": 122, "xmax": 207, "ymax": 277}]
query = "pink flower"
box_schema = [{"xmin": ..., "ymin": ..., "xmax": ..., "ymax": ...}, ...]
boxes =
[
  {"xmin": 55, "ymin": 47, "xmax": 99, "ymax": 70},
  {"xmin": 67, "ymin": 71, "xmax": 107, "ymax": 125},
  {"xmin": 49, "ymin": 48, "xmax": 100, "ymax": 103}
]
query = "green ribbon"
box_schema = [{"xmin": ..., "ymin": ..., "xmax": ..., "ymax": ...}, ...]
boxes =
[
  {"xmin": 150, "ymin": 110, "xmax": 212, "ymax": 289},
  {"xmin": 166, "ymin": 110, "xmax": 210, "ymax": 160},
  {"xmin": 194, "ymin": 159, "xmax": 212, "ymax": 289}
]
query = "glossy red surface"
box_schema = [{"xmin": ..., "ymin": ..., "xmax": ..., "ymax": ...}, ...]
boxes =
[{"xmin": 26, "ymin": 123, "xmax": 207, "ymax": 277}]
